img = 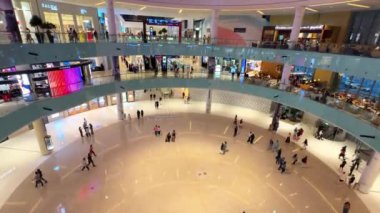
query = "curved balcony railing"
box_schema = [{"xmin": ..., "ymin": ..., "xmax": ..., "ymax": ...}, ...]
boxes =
[
  {"xmin": 1, "ymin": 71, "xmax": 379, "ymax": 130},
  {"xmin": 2, "ymin": 31, "xmax": 380, "ymax": 58}
]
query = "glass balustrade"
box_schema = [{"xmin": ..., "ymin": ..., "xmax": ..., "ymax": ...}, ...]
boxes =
[
  {"xmin": 1, "ymin": 31, "xmax": 380, "ymax": 58},
  {"xmin": 0, "ymin": 70, "xmax": 379, "ymax": 130}
]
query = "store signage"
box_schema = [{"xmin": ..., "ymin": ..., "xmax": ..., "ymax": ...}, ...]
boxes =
[
  {"xmin": 275, "ymin": 25, "xmax": 324, "ymax": 30},
  {"xmin": 80, "ymin": 9, "xmax": 87, "ymax": 15},
  {"xmin": 146, "ymin": 18, "xmax": 180, "ymax": 26},
  {"xmin": 41, "ymin": 3, "xmax": 58, "ymax": 11}
]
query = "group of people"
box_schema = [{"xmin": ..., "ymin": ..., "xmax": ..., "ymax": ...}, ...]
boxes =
[
  {"xmin": 293, "ymin": 127, "xmax": 304, "ymax": 140},
  {"xmin": 338, "ymin": 146, "xmax": 360, "ymax": 187},
  {"xmin": 81, "ymin": 145, "xmax": 97, "ymax": 171},
  {"xmin": 165, "ymin": 130, "xmax": 176, "ymax": 142},
  {"xmin": 233, "ymin": 115, "xmax": 244, "ymax": 137},
  {"xmin": 34, "ymin": 169, "xmax": 48, "ymax": 188},
  {"xmin": 136, "ymin": 110, "xmax": 144, "ymax": 119},
  {"xmin": 153, "ymin": 125, "xmax": 162, "ymax": 136},
  {"xmin": 220, "ymin": 141, "xmax": 228, "ymax": 155},
  {"xmin": 79, "ymin": 118, "xmax": 94, "ymax": 137}
]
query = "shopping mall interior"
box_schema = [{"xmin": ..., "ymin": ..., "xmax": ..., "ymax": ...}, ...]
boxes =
[{"xmin": 0, "ymin": 0, "xmax": 380, "ymax": 212}]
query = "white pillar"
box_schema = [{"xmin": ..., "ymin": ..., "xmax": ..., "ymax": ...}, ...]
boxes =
[
  {"xmin": 32, "ymin": 118, "xmax": 50, "ymax": 155},
  {"xmin": 206, "ymin": 89, "xmax": 212, "ymax": 113},
  {"xmin": 116, "ymin": 93, "xmax": 124, "ymax": 120},
  {"xmin": 187, "ymin": 19, "xmax": 194, "ymax": 29},
  {"xmin": 358, "ymin": 151, "xmax": 380, "ymax": 193},
  {"xmin": 289, "ymin": 6, "xmax": 305, "ymax": 43},
  {"xmin": 210, "ymin": 9, "xmax": 219, "ymax": 42},
  {"xmin": 279, "ymin": 63, "xmax": 292, "ymax": 90},
  {"xmin": 106, "ymin": 0, "xmax": 117, "ymax": 41}
]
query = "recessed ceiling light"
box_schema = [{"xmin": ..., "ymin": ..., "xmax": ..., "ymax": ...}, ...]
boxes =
[
  {"xmin": 95, "ymin": 1, "xmax": 105, "ymax": 6},
  {"xmin": 305, "ymin": 7, "xmax": 318, "ymax": 12},
  {"xmin": 257, "ymin": 10, "xmax": 264, "ymax": 15},
  {"xmin": 139, "ymin": 6, "xmax": 146, "ymax": 11},
  {"xmin": 310, "ymin": 0, "xmax": 359, "ymax": 7},
  {"xmin": 178, "ymin": 9, "xmax": 183, "ymax": 14},
  {"xmin": 347, "ymin": 3, "xmax": 370, "ymax": 8}
]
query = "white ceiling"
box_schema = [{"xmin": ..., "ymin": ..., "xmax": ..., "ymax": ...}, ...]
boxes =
[{"xmin": 50, "ymin": 0, "xmax": 380, "ymax": 17}]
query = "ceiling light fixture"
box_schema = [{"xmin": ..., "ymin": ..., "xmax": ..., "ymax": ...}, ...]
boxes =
[
  {"xmin": 305, "ymin": 7, "xmax": 318, "ymax": 12},
  {"xmin": 222, "ymin": 7, "xmax": 294, "ymax": 12},
  {"xmin": 257, "ymin": 10, "xmax": 264, "ymax": 15},
  {"xmin": 179, "ymin": 9, "xmax": 183, "ymax": 14},
  {"xmin": 139, "ymin": 6, "xmax": 146, "ymax": 11},
  {"xmin": 347, "ymin": 3, "xmax": 370, "ymax": 8},
  {"xmin": 95, "ymin": 1, "xmax": 105, "ymax": 6},
  {"xmin": 310, "ymin": 0, "xmax": 359, "ymax": 7}
]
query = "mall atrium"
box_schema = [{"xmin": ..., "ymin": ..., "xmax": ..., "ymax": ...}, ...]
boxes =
[{"xmin": 0, "ymin": 0, "xmax": 380, "ymax": 212}]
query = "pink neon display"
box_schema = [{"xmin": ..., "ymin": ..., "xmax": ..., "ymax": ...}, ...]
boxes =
[{"xmin": 47, "ymin": 67, "xmax": 83, "ymax": 97}]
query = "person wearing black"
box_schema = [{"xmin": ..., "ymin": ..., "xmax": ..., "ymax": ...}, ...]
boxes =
[
  {"xmin": 34, "ymin": 171, "xmax": 44, "ymax": 188},
  {"xmin": 87, "ymin": 152, "xmax": 96, "ymax": 167},
  {"xmin": 141, "ymin": 110, "xmax": 144, "ymax": 118},
  {"xmin": 340, "ymin": 159, "xmax": 347, "ymax": 170},
  {"xmin": 165, "ymin": 132, "xmax": 171, "ymax": 142},
  {"xmin": 137, "ymin": 110, "xmax": 141, "ymax": 119},
  {"xmin": 79, "ymin": 127, "xmax": 83, "ymax": 137},
  {"xmin": 93, "ymin": 30, "xmax": 98, "ymax": 41},
  {"xmin": 352, "ymin": 157, "xmax": 360, "ymax": 170},
  {"xmin": 150, "ymin": 94, "xmax": 153, "ymax": 100},
  {"xmin": 349, "ymin": 164, "xmax": 355, "ymax": 176},
  {"xmin": 292, "ymin": 154, "xmax": 298, "ymax": 165},
  {"xmin": 348, "ymin": 175, "xmax": 356, "ymax": 187},
  {"xmin": 285, "ymin": 134, "xmax": 291, "ymax": 143},
  {"xmin": 155, "ymin": 101, "xmax": 159, "ymax": 109},
  {"xmin": 153, "ymin": 94, "xmax": 156, "ymax": 100},
  {"xmin": 89, "ymin": 123, "xmax": 94, "ymax": 135},
  {"xmin": 105, "ymin": 30, "xmax": 109, "ymax": 41},
  {"xmin": 301, "ymin": 156, "xmax": 308, "ymax": 167},
  {"xmin": 36, "ymin": 169, "xmax": 47, "ymax": 184},
  {"xmin": 171, "ymin": 130, "xmax": 176, "ymax": 142},
  {"xmin": 250, "ymin": 132, "xmax": 255, "ymax": 144},
  {"xmin": 233, "ymin": 125, "xmax": 238, "ymax": 137}
]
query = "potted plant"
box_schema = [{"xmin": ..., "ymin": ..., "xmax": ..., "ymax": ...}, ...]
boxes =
[
  {"xmin": 29, "ymin": 15, "xmax": 44, "ymax": 43},
  {"xmin": 161, "ymin": 28, "xmax": 168, "ymax": 40},
  {"xmin": 41, "ymin": 22, "xmax": 56, "ymax": 43}
]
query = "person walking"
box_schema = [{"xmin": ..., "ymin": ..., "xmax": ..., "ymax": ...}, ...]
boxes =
[
  {"xmin": 153, "ymin": 94, "xmax": 156, "ymax": 100},
  {"xmin": 348, "ymin": 175, "xmax": 356, "ymax": 187},
  {"xmin": 301, "ymin": 156, "xmax": 308, "ymax": 167},
  {"xmin": 155, "ymin": 101, "xmax": 159, "ymax": 109},
  {"xmin": 285, "ymin": 133, "xmax": 291, "ymax": 144},
  {"xmin": 85, "ymin": 127, "xmax": 91, "ymax": 137},
  {"xmin": 182, "ymin": 92, "xmax": 185, "ymax": 99},
  {"xmin": 268, "ymin": 139, "xmax": 274, "ymax": 150},
  {"xmin": 171, "ymin": 130, "xmax": 176, "ymax": 142},
  {"xmin": 34, "ymin": 171, "xmax": 44, "ymax": 188},
  {"xmin": 165, "ymin": 132, "xmax": 171, "ymax": 142},
  {"xmin": 249, "ymin": 132, "xmax": 255, "ymax": 144},
  {"xmin": 137, "ymin": 110, "xmax": 141, "ymax": 119},
  {"xmin": 247, "ymin": 132, "xmax": 252, "ymax": 143},
  {"xmin": 89, "ymin": 123, "xmax": 94, "ymax": 135},
  {"xmin": 36, "ymin": 169, "xmax": 48, "ymax": 184},
  {"xmin": 233, "ymin": 125, "xmax": 238, "ymax": 137},
  {"xmin": 220, "ymin": 142, "xmax": 225, "ymax": 154},
  {"xmin": 272, "ymin": 140, "xmax": 279, "ymax": 152},
  {"xmin": 87, "ymin": 152, "xmax": 96, "ymax": 167},
  {"xmin": 81, "ymin": 157, "xmax": 90, "ymax": 171},
  {"xmin": 150, "ymin": 94, "xmax": 153, "ymax": 100},
  {"xmin": 275, "ymin": 152, "xmax": 282, "ymax": 165},
  {"xmin": 292, "ymin": 154, "xmax": 298, "ymax": 165},
  {"xmin": 348, "ymin": 164, "xmax": 356, "ymax": 176},
  {"xmin": 339, "ymin": 146, "xmax": 347, "ymax": 159},
  {"xmin": 89, "ymin": 144, "xmax": 97, "ymax": 157},
  {"xmin": 79, "ymin": 127, "xmax": 84, "ymax": 137},
  {"xmin": 303, "ymin": 139, "xmax": 308, "ymax": 150},
  {"xmin": 280, "ymin": 160, "xmax": 287, "ymax": 174},
  {"xmin": 352, "ymin": 157, "xmax": 361, "ymax": 170},
  {"xmin": 340, "ymin": 159, "xmax": 347, "ymax": 170},
  {"xmin": 141, "ymin": 110, "xmax": 144, "ymax": 118}
]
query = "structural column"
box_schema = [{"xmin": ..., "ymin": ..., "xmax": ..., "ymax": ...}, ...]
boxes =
[
  {"xmin": 107, "ymin": 0, "xmax": 124, "ymax": 120},
  {"xmin": 206, "ymin": 89, "xmax": 212, "ymax": 113},
  {"xmin": 210, "ymin": 9, "xmax": 219, "ymax": 44},
  {"xmin": 82, "ymin": 65, "xmax": 92, "ymax": 85},
  {"xmin": 106, "ymin": 0, "xmax": 117, "ymax": 42},
  {"xmin": 279, "ymin": 63, "xmax": 292, "ymax": 90},
  {"xmin": 358, "ymin": 151, "xmax": 380, "ymax": 193},
  {"xmin": 32, "ymin": 118, "xmax": 50, "ymax": 155},
  {"xmin": 289, "ymin": 6, "xmax": 305, "ymax": 45}
]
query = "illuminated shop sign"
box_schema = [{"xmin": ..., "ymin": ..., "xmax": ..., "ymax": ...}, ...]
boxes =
[
  {"xmin": 275, "ymin": 25, "xmax": 324, "ymax": 30},
  {"xmin": 41, "ymin": 3, "xmax": 58, "ymax": 11},
  {"xmin": 146, "ymin": 18, "xmax": 180, "ymax": 26}
]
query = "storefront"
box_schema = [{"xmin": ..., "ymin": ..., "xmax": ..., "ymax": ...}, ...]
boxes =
[
  {"xmin": 12, "ymin": 0, "xmax": 100, "ymax": 42},
  {"xmin": 262, "ymin": 25, "xmax": 340, "ymax": 43},
  {"xmin": 0, "ymin": 0, "xmax": 21, "ymax": 43},
  {"xmin": 245, "ymin": 59, "xmax": 262, "ymax": 77},
  {"xmin": 347, "ymin": 10, "xmax": 380, "ymax": 45}
]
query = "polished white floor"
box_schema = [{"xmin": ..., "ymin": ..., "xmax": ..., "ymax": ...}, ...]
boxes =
[{"xmin": 0, "ymin": 96, "xmax": 378, "ymax": 212}]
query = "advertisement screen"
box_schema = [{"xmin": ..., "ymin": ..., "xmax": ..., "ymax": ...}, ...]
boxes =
[{"xmin": 47, "ymin": 67, "xmax": 83, "ymax": 97}]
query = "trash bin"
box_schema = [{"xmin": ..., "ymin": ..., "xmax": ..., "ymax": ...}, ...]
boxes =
[{"xmin": 44, "ymin": 135, "xmax": 54, "ymax": 151}]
